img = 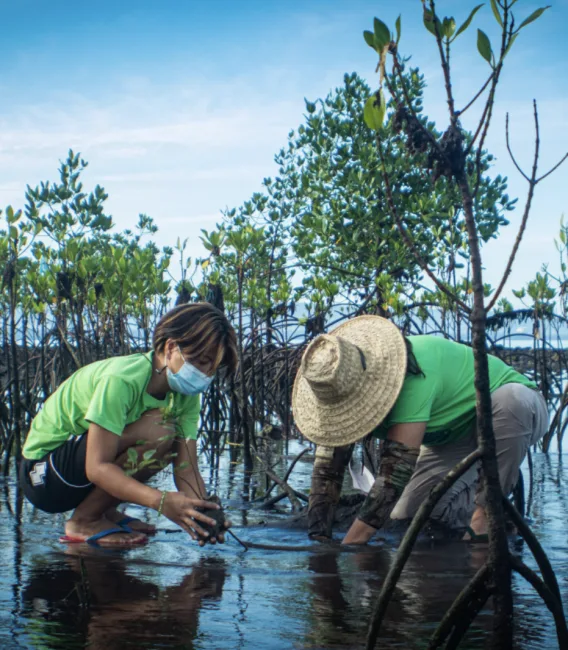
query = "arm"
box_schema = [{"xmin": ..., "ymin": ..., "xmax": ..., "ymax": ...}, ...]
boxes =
[
  {"xmin": 85, "ymin": 423, "xmax": 219, "ymax": 542},
  {"xmin": 342, "ymin": 422, "xmax": 425, "ymax": 545},
  {"xmin": 172, "ymin": 438, "xmax": 207, "ymax": 499},
  {"xmin": 173, "ymin": 437, "xmax": 231, "ymax": 544},
  {"xmin": 308, "ymin": 444, "xmax": 354, "ymax": 539}
]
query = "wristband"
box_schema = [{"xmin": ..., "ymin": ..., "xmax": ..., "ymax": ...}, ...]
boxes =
[{"xmin": 157, "ymin": 491, "xmax": 167, "ymax": 517}]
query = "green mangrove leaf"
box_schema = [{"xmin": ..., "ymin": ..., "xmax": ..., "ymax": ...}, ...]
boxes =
[
  {"xmin": 490, "ymin": 0, "xmax": 503, "ymax": 26},
  {"xmin": 363, "ymin": 90, "xmax": 385, "ymax": 131},
  {"xmin": 518, "ymin": 6, "xmax": 551, "ymax": 31},
  {"xmin": 443, "ymin": 17, "xmax": 456, "ymax": 39},
  {"xmin": 477, "ymin": 29, "xmax": 493, "ymax": 64},
  {"xmin": 363, "ymin": 30, "xmax": 376, "ymax": 49},
  {"xmin": 454, "ymin": 4, "xmax": 483, "ymax": 39},
  {"xmin": 423, "ymin": 9, "xmax": 442, "ymax": 36},
  {"xmin": 395, "ymin": 15, "xmax": 401, "ymax": 45},
  {"xmin": 373, "ymin": 17, "xmax": 390, "ymax": 48}
]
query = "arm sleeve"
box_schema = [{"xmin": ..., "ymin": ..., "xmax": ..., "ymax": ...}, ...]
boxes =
[
  {"xmin": 84, "ymin": 375, "xmax": 134, "ymax": 435},
  {"xmin": 358, "ymin": 440, "xmax": 420, "ymax": 529},
  {"xmin": 176, "ymin": 394, "xmax": 201, "ymax": 440}
]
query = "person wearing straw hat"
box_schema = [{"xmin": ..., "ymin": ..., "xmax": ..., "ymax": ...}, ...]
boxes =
[{"xmin": 292, "ymin": 315, "xmax": 548, "ymax": 545}]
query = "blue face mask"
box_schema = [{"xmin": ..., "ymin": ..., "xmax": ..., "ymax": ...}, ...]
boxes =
[{"xmin": 166, "ymin": 347, "xmax": 214, "ymax": 395}]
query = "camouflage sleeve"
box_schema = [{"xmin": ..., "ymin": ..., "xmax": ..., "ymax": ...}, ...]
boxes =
[
  {"xmin": 308, "ymin": 444, "xmax": 354, "ymax": 539},
  {"xmin": 358, "ymin": 440, "xmax": 419, "ymax": 530}
]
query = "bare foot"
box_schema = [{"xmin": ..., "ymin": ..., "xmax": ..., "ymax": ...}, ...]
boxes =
[
  {"xmin": 105, "ymin": 507, "xmax": 157, "ymax": 535},
  {"xmin": 64, "ymin": 516, "xmax": 147, "ymax": 546}
]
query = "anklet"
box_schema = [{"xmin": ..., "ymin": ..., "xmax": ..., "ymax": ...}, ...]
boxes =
[{"xmin": 157, "ymin": 491, "xmax": 167, "ymax": 517}]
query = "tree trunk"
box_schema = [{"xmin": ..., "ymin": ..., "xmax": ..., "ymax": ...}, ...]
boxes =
[{"xmin": 457, "ymin": 167, "xmax": 513, "ymax": 648}]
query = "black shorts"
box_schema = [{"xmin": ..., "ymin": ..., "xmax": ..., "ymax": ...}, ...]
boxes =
[{"xmin": 19, "ymin": 434, "xmax": 94, "ymax": 513}]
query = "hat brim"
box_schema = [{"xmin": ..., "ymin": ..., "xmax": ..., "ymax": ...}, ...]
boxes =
[{"xmin": 292, "ymin": 315, "xmax": 407, "ymax": 447}]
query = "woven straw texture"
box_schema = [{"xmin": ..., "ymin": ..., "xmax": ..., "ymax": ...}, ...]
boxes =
[{"xmin": 292, "ymin": 315, "xmax": 407, "ymax": 447}]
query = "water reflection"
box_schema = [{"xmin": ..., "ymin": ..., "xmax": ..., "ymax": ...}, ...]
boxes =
[
  {"xmin": 300, "ymin": 543, "xmax": 494, "ymax": 650},
  {"xmin": 21, "ymin": 551, "xmax": 227, "ymax": 649},
  {"xmin": 0, "ymin": 449, "xmax": 565, "ymax": 649}
]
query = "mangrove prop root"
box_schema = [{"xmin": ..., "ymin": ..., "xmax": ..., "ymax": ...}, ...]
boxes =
[
  {"xmin": 255, "ymin": 454, "xmax": 302, "ymax": 511},
  {"xmin": 444, "ymin": 583, "xmax": 491, "ymax": 650},
  {"xmin": 264, "ymin": 447, "xmax": 311, "ymax": 500},
  {"xmin": 450, "ymin": 593, "xmax": 492, "ymax": 646},
  {"xmin": 427, "ymin": 563, "xmax": 490, "ymax": 650},
  {"xmin": 502, "ymin": 498, "xmax": 563, "ymax": 604},
  {"xmin": 510, "ymin": 556, "xmax": 568, "ymax": 648},
  {"xmin": 365, "ymin": 447, "xmax": 483, "ymax": 650},
  {"xmin": 260, "ymin": 488, "xmax": 309, "ymax": 510}
]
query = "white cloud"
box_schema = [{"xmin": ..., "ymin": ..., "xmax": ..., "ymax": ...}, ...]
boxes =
[{"xmin": 0, "ymin": 6, "xmax": 565, "ymax": 302}]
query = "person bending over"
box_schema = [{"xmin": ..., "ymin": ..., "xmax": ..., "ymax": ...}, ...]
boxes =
[
  {"xmin": 292, "ymin": 316, "xmax": 547, "ymax": 544},
  {"xmin": 20, "ymin": 302, "xmax": 237, "ymax": 547}
]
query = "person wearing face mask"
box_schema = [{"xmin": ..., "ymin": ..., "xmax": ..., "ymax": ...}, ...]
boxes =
[{"xmin": 19, "ymin": 302, "xmax": 238, "ymax": 548}]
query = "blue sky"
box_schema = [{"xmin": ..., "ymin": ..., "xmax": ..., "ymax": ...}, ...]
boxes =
[{"xmin": 0, "ymin": 0, "xmax": 566, "ymax": 300}]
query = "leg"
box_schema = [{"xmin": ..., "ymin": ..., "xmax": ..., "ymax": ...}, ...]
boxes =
[
  {"xmin": 66, "ymin": 409, "xmax": 179, "ymax": 545},
  {"xmin": 308, "ymin": 444, "xmax": 353, "ymax": 539},
  {"xmin": 390, "ymin": 432, "xmax": 479, "ymax": 531},
  {"xmin": 468, "ymin": 384, "xmax": 548, "ymax": 537}
]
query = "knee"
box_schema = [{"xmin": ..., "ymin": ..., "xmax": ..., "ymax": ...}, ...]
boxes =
[{"xmin": 134, "ymin": 409, "xmax": 177, "ymax": 453}]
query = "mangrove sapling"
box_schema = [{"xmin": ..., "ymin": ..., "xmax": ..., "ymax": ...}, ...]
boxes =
[{"xmin": 197, "ymin": 494, "xmax": 228, "ymax": 540}]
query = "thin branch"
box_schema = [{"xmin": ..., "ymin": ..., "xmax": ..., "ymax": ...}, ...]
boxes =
[
  {"xmin": 429, "ymin": 1, "xmax": 457, "ymax": 122},
  {"xmin": 468, "ymin": 97, "xmax": 492, "ymax": 153},
  {"xmin": 375, "ymin": 133, "xmax": 470, "ymax": 313},
  {"xmin": 365, "ymin": 447, "xmax": 483, "ymax": 649},
  {"xmin": 537, "ymin": 151, "xmax": 568, "ymax": 184},
  {"xmin": 56, "ymin": 323, "xmax": 82, "ymax": 371},
  {"xmin": 487, "ymin": 101, "xmax": 540, "ymax": 311},
  {"xmin": 388, "ymin": 58, "xmax": 445, "ymax": 159},
  {"xmin": 505, "ymin": 113, "xmax": 531, "ymax": 182},
  {"xmin": 459, "ymin": 73, "xmax": 495, "ymax": 116},
  {"xmin": 470, "ymin": 2, "xmax": 512, "ymax": 192}
]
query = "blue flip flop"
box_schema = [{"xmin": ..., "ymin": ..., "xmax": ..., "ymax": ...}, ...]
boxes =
[
  {"xmin": 59, "ymin": 527, "xmax": 148, "ymax": 547},
  {"xmin": 117, "ymin": 516, "xmax": 157, "ymax": 535}
]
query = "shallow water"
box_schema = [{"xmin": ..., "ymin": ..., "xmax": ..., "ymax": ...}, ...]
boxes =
[{"xmin": 0, "ymin": 444, "xmax": 566, "ymax": 650}]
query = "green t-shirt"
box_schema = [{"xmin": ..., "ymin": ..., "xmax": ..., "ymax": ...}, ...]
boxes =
[
  {"xmin": 374, "ymin": 335, "xmax": 537, "ymax": 446},
  {"xmin": 23, "ymin": 351, "xmax": 201, "ymax": 460}
]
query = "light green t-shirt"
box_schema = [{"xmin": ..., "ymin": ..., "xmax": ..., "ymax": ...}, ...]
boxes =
[
  {"xmin": 375, "ymin": 335, "xmax": 537, "ymax": 446},
  {"xmin": 23, "ymin": 351, "xmax": 201, "ymax": 460}
]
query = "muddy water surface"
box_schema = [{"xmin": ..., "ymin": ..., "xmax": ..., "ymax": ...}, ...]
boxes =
[{"xmin": 0, "ymin": 445, "xmax": 566, "ymax": 649}]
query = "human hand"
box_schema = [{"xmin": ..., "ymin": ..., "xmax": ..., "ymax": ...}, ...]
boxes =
[
  {"xmin": 197, "ymin": 494, "xmax": 231, "ymax": 546},
  {"xmin": 341, "ymin": 518, "xmax": 377, "ymax": 545},
  {"xmin": 160, "ymin": 492, "xmax": 221, "ymax": 544}
]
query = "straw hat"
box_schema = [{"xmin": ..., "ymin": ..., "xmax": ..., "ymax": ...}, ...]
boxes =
[{"xmin": 292, "ymin": 315, "xmax": 407, "ymax": 447}]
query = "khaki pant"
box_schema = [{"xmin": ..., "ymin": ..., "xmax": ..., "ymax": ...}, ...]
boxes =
[{"xmin": 390, "ymin": 383, "xmax": 548, "ymax": 528}]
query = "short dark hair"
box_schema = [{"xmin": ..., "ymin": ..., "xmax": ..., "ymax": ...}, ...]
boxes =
[
  {"xmin": 153, "ymin": 302, "xmax": 238, "ymax": 374},
  {"xmin": 405, "ymin": 337, "xmax": 424, "ymax": 377}
]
